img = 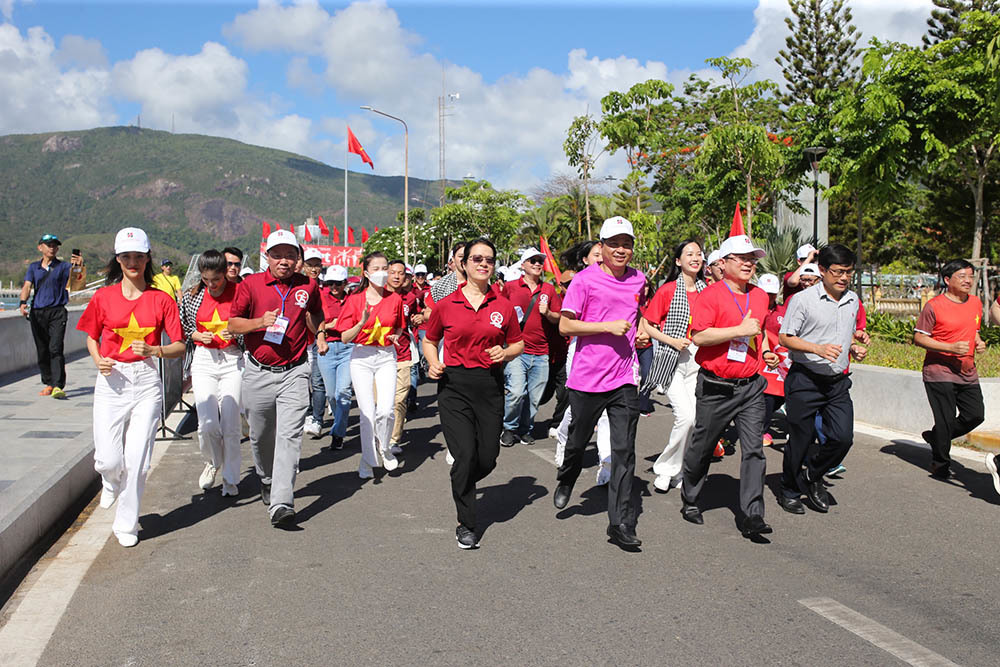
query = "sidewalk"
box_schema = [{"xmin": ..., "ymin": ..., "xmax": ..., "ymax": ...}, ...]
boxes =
[{"xmin": 0, "ymin": 357, "xmax": 101, "ymax": 587}]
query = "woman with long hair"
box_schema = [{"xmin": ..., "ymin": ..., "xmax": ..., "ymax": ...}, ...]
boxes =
[
  {"xmin": 640, "ymin": 239, "xmax": 707, "ymax": 492},
  {"xmin": 337, "ymin": 251, "xmax": 405, "ymax": 478},
  {"xmin": 77, "ymin": 228, "xmax": 184, "ymax": 547},
  {"xmin": 423, "ymin": 238, "xmax": 524, "ymax": 549},
  {"xmin": 180, "ymin": 249, "xmax": 243, "ymax": 496}
]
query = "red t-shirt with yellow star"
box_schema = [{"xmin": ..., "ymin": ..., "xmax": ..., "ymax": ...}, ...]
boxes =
[
  {"xmin": 336, "ymin": 291, "xmax": 404, "ymax": 347},
  {"xmin": 195, "ymin": 281, "xmax": 238, "ymax": 349},
  {"xmin": 77, "ymin": 283, "xmax": 183, "ymax": 362}
]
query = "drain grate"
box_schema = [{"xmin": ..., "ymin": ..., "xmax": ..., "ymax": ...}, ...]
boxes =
[{"xmin": 20, "ymin": 431, "xmax": 82, "ymax": 439}]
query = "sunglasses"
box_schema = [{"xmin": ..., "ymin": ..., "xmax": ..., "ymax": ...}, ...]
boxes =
[
  {"xmin": 468, "ymin": 255, "xmax": 496, "ymax": 265},
  {"xmin": 227, "ymin": 261, "xmax": 242, "ymax": 267},
  {"xmin": 524, "ymin": 257, "xmax": 545, "ymax": 265}
]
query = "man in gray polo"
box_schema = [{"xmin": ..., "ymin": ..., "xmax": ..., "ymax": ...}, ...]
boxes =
[
  {"xmin": 778, "ymin": 244, "xmax": 869, "ymax": 514},
  {"xmin": 229, "ymin": 230, "xmax": 328, "ymax": 528}
]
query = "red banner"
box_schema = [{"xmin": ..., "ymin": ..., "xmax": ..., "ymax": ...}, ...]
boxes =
[{"xmin": 259, "ymin": 242, "xmax": 363, "ymax": 267}]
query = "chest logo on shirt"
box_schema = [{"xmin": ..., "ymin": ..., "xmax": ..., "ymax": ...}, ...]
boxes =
[
  {"xmin": 489, "ymin": 312, "xmax": 504, "ymax": 329},
  {"xmin": 199, "ymin": 308, "xmax": 229, "ymax": 341},
  {"xmin": 362, "ymin": 316, "xmax": 393, "ymax": 346},
  {"xmin": 293, "ymin": 289, "xmax": 309, "ymax": 309},
  {"xmin": 403, "ymin": 304, "xmax": 410, "ymax": 316},
  {"xmin": 113, "ymin": 312, "xmax": 156, "ymax": 353}
]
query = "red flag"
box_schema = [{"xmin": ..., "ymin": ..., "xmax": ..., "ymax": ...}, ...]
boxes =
[
  {"xmin": 374, "ymin": 226, "xmax": 379, "ymax": 233},
  {"xmin": 262, "ymin": 221, "xmax": 271, "ymax": 238},
  {"xmin": 348, "ymin": 226, "xmax": 356, "ymax": 244},
  {"xmin": 347, "ymin": 126, "xmax": 374, "ymax": 169},
  {"xmin": 729, "ymin": 203, "xmax": 745, "ymax": 237},
  {"xmin": 362, "ymin": 228, "xmax": 369, "ymax": 243},
  {"xmin": 317, "ymin": 215, "xmax": 330, "ymax": 236},
  {"xmin": 539, "ymin": 236, "xmax": 563, "ymax": 285},
  {"xmin": 333, "ymin": 227, "xmax": 341, "ymax": 244},
  {"xmin": 275, "ymin": 223, "xmax": 281, "ymax": 231},
  {"xmin": 304, "ymin": 225, "xmax": 312, "ymax": 242},
  {"xmin": 290, "ymin": 223, "xmax": 296, "ymax": 236}
]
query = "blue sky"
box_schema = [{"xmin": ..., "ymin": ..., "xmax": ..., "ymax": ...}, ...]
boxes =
[{"xmin": 0, "ymin": 0, "xmax": 932, "ymax": 189}]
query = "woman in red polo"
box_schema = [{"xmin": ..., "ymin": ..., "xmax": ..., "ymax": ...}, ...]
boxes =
[
  {"xmin": 337, "ymin": 252, "xmax": 405, "ymax": 479},
  {"xmin": 423, "ymin": 237, "xmax": 524, "ymax": 550},
  {"xmin": 77, "ymin": 228, "xmax": 184, "ymax": 548},
  {"xmin": 180, "ymin": 249, "xmax": 243, "ymax": 497}
]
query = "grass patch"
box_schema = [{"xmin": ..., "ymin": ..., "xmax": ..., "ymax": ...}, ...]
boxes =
[{"xmin": 860, "ymin": 337, "xmax": 1000, "ymax": 377}]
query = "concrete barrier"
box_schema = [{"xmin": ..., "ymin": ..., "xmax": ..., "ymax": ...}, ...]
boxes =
[
  {"xmin": 851, "ymin": 363, "xmax": 1000, "ymax": 450},
  {"xmin": 0, "ymin": 306, "xmax": 89, "ymax": 378}
]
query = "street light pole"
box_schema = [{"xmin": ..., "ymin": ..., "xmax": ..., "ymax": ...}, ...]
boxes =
[
  {"xmin": 804, "ymin": 146, "xmax": 827, "ymax": 245},
  {"xmin": 361, "ymin": 106, "xmax": 410, "ymax": 266}
]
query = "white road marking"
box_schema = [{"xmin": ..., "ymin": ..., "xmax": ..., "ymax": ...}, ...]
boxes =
[
  {"xmin": 799, "ymin": 597, "xmax": 960, "ymax": 667},
  {"xmin": 0, "ymin": 438, "xmax": 175, "ymax": 667},
  {"xmin": 524, "ymin": 445, "xmax": 557, "ymax": 466}
]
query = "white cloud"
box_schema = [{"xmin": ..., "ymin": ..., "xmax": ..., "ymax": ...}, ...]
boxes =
[{"xmin": 56, "ymin": 34, "xmax": 108, "ymax": 69}]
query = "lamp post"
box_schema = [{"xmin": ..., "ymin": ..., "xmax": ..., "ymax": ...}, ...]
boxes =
[
  {"xmin": 361, "ymin": 105, "xmax": 409, "ymax": 266},
  {"xmin": 804, "ymin": 146, "xmax": 827, "ymax": 245}
]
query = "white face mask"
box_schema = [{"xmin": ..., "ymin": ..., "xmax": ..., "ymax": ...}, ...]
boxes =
[{"xmin": 368, "ymin": 270, "xmax": 389, "ymax": 287}]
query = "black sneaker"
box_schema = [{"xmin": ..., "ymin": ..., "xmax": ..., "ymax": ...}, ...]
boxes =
[
  {"xmin": 520, "ymin": 432, "xmax": 535, "ymax": 446},
  {"xmin": 260, "ymin": 482, "xmax": 271, "ymax": 505},
  {"xmin": 270, "ymin": 505, "xmax": 296, "ymax": 528},
  {"xmin": 500, "ymin": 430, "xmax": 516, "ymax": 447},
  {"xmin": 328, "ymin": 434, "xmax": 344, "ymax": 450},
  {"xmin": 456, "ymin": 525, "xmax": 479, "ymax": 549}
]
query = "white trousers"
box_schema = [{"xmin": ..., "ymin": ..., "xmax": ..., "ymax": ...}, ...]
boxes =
[
  {"xmin": 92, "ymin": 359, "xmax": 162, "ymax": 538},
  {"xmin": 557, "ymin": 337, "xmax": 610, "ymax": 462},
  {"xmin": 191, "ymin": 345, "xmax": 244, "ymax": 486},
  {"xmin": 652, "ymin": 346, "xmax": 700, "ymax": 479},
  {"xmin": 350, "ymin": 345, "xmax": 397, "ymax": 468}
]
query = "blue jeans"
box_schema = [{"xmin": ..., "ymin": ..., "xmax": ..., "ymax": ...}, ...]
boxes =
[
  {"xmin": 503, "ymin": 353, "xmax": 549, "ymax": 435},
  {"xmin": 637, "ymin": 345, "xmax": 654, "ymax": 413},
  {"xmin": 310, "ymin": 343, "xmax": 326, "ymax": 423},
  {"xmin": 316, "ymin": 341, "xmax": 353, "ymax": 438}
]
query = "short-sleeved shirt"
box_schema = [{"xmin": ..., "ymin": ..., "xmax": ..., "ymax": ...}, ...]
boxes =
[
  {"xmin": 502, "ymin": 278, "xmax": 561, "ymax": 356},
  {"xmin": 642, "ymin": 280, "xmax": 700, "ymax": 338},
  {"xmin": 561, "ymin": 262, "xmax": 646, "ymax": 393},
  {"xmin": 394, "ymin": 290, "xmax": 421, "ymax": 362},
  {"xmin": 780, "ymin": 284, "xmax": 860, "ymax": 375},
  {"xmin": 782, "ymin": 270, "xmax": 803, "ymax": 302},
  {"xmin": 692, "ymin": 280, "xmax": 770, "ymax": 379},
  {"xmin": 195, "ymin": 281, "xmax": 238, "ymax": 349},
  {"xmin": 413, "ymin": 284, "xmax": 431, "ymax": 332},
  {"xmin": 762, "ymin": 304, "xmax": 791, "ymax": 396},
  {"xmin": 337, "ymin": 291, "xmax": 405, "ymax": 348},
  {"xmin": 320, "ymin": 289, "xmax": 348, "ymax": 342},
  {"xmin": 915, "ymin": 293, "xmax": 983, "ymax": 384},
  {"xmin": 152, "ymin": 272, "xmax": 182, "ymax": 300},
  {"xmin": 231, "ymin": 269, "xmax": 322, "ymax": 366},
  {"xmin": 24, "ymin": 259, "xmax": 70, "ymax": 309},
  {"xmin": 425, "ymin": 285, "xmax": 522, "ymax": 369},
  {"xmin": 77, "ymin": 284, "xmax": 182, "ymax": 363}
]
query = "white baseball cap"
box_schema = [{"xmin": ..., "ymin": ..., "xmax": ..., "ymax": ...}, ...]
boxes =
[
  {"xmin": 265, "ymin": 229, "xmax": 299, "ymax": 252},
  {"xmin": 114, "ymin": 227, "xmax": 150, "ymax": 254},
  {"xmin": 405, "ymin": 264, "xmax": 414, "ymax": 275},
  {"xmin": 239, "ymin": 266, "xmax": 254, "ymax": 277},
  {"xmin": 718, "ymin": 234, "xmax": 767, "ymax": 259},
  {"xmin": 801, "ymin": 263, "xmax": 821, "ymax": 277},
  {"xmin": 706, "ymin": 249, "xmax": 721, "ymax": 266},
  {"xmin": 519, "ymin": 247, "xmax": 545, "ymax": 265},
  {"xmin": 505, "ymin": 266, "xmax": 523, "ymax": 282},
  {"xmin": 599, "ymin": 216, "xmax": 634, "ymax": 240},
  {"xmin": 414, "ymin": 263, "xmax": 428, "ymax": 274},
  {"xmin": 326, "ymin": 265, "xmax": 348, "ymax": 282},
  {"xmin": 303, "ymin": 247, "xmax": 323, "ymax": 263},
  {"xmin": 796, "ymin": 243, "xmax": 817, "ymax": 260},
  {"xmin": 757, "ymin": 273, "xmax": 780, "ymax": 294},
  {"xmin": 427, "ymin": 272, "xmax": 435, "ymax": 280}
]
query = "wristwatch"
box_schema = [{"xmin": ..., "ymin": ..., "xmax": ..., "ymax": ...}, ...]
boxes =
[{"xmin": 19, "ymin": 299, "xmax": 27, "ymax": 305}]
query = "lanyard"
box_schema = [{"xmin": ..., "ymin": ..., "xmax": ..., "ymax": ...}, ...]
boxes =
[
  {"xmin": 722, "ymin": 281, "xmax": 751, "ymax": 318},
  {"xmin": 272, "ymin": 283, "xmax": 293, "ymax": 317}
]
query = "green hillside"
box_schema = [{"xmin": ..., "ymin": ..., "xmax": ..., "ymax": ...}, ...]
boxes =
[{"xmin": 0, "ymin": 126, "xmax": 446, "ymax": 281}]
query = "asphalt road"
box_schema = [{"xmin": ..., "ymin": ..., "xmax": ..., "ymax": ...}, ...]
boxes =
[{"xmin": 10, "ymin": 385, "xmax": 1000, "ymax": 666}]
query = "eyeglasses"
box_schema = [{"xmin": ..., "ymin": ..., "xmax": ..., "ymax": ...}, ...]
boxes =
[
  {"xmin": 227, "ymin": 261, "xmax": 242, "ymax": 267},
  {"xmin": 825, "ymin": 268, "xmax": 854, "ymax": 278},
  {"xmin": 725, "ymin": 255, "xmax": 758, "ymax": 266},
  {"xmin": 525, "ymin": 257, "xmax": 545, "ymax": 265},
  {"xmin": 469, "ymin": 255, "xmax": 496, "ymax": 265}
]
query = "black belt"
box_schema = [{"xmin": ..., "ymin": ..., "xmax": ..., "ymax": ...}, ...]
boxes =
[
  {"xmin": 789, "ymin": 362, "xmax": 849, "ymax": 382},
  {"xmin": 700, "ymin": 368, "xmax": 758, "ymax": 387},
  {"xmin": 248, "ymin": 354, "xmax": 306, "ymax": 373}
]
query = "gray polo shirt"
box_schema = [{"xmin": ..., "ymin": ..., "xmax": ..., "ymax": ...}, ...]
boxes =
[{"xmin": 779, "ymin": 283, "xmax": 860, "ymax": 375}]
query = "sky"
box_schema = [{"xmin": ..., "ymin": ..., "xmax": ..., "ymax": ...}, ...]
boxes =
[{"xmin": 0, "ymin": 0, "xmax": 936, "ymax": 190}]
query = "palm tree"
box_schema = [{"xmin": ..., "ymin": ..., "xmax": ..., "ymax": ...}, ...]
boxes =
[
  {"xmin": 520, "ymin": 200, "xmax": 573, "ymax": 251},
  {"xmin": 757, "ymin": 225, "xmax": 807, "ymax": 278}
]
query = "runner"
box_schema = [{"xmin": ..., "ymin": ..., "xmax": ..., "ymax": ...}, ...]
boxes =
[
  {"xmin": 705, "ymin": 249, "xmax": 725, "ymax": 284},
  {"xmin": 77, "ymin": 227, "xmax": 185, "ymax": 547},
  {"xmin": 422, "ymin": 237, "xmax": 524, "ymax": 549},
  {"xmin": 553, "ymin": 217, "xmax": 647, "ymax": 550},
  {"xmin": 302, "ymin": 247, "xmax": 328, "ymax": 438},
  {"xmin": 337, "ymin": 252, "xmax": 405, "ymax": 479},
  {"xmin": 640, "ymin": 239, "xmax": 708, "ymax": 493},
  {"xmin": 758, "ymin": 273, "xmax": 788, "ymax": 447},
  {"xmin": 386, "ymin": 259, "xmax": 420, "ymax": 452},
  {"xmin": 228, "ymin": 229, "xmax": 327, "ymax": 528},
  {"xmin": 783, "ymin": 243, "xmax": 818, "ymax": 302},
  {"xmin": 222, "ymin": 247, "xmax": 244, "ymax": 283},
  {"xmin": 316, "ymin": 265, "xmax": 353, "ymax": 450},
  {"xmin": 180, "ymin": 250, "xmax": 243, "ymax": 497}
]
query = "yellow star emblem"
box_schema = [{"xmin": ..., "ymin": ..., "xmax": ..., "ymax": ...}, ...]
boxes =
[
  {"xmin": 198, "ymin": 308, "xmax": 229, "ymax": 342},
  {"xmin": 113, "ymin": 312, "xmax": 156, "ymax": 354},
  {"xmin": 361, "ymin": 315, "xmax": 393, "ymax": 346},
  {"xmin": 748, "ymin": 335, "xmax": 758, "ymax": 353}
]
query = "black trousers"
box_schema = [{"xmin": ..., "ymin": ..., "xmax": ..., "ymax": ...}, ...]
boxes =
[
  {"xmin": 682, "ymin": 371, "xmax": 767, "ymax": 519},
  {"xmin": 540, "ymin": 358, "xmax": 569, "ymax": 426},
  {"xmin": 437, "ymin": 366, "xmax": 504, "ymax": 530},
  {"xmin": 781, "ymin": 364, "xmax": 854, "ymax": 499},
  {"xmin": 29, "ymin": 305, "xmax": 68, "ymax": 389},
  {"xmin": 764, "ymin": 394, "xmax": 785, "ymax": 433},
  {"xmin": 924, "ymin": 381, "xmax": 985, "ymax": 468},
  {"xmin": 557, "ymin": 385, "xmax": 639, "ymax": 526}
]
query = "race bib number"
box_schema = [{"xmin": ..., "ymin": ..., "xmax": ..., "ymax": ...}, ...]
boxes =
[
  {"xmin": 263, "ymin": 315, "xmax": 290, "ymax": 344},
  {"xmin": 727, "ymin": 336, "xmax": 749, "ymax": 363},
  {"xmin": 514, "ymin": 306, "xmax": 525, "ymax": 321}
]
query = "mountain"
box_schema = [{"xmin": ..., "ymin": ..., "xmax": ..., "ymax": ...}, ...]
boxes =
[{"xmin": 0, "ymin": 126, "xmax": 448, "ymax": 281}]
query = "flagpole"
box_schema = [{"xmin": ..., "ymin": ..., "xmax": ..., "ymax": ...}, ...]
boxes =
[{"xmin": 344, "ymin": 126, "xmax": 349, "ymax": 246}]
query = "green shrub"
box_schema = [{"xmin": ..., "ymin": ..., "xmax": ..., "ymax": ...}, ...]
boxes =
[{"xmin": 866, "ymin": 310, "xmax": 916, "ymax": 344}]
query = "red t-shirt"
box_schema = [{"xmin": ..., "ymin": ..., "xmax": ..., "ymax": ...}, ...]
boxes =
[
  {"xmin": 692, "ymin": 280, "xmax": 770, "ymax": 379},
  {"xmin": 393, "ymin": 290, "xmax": 421, "ymax": 362},
  {"xmin": 425, "ymin": 285, "xmax": 523, "ymax": 369},
  {"xmin": 77, "ymin": 284, "xmax": 182, "ymax": 363},
  {"xmin": 782, "ymin": 270, "xmax": 804, "ymax": 303},
  {"xmin": 502, "ymin": 278, "xmax": 561, "ymax": 356},
  {"xmin": 761, "ymin": 304, "xmax": 790, "ymax": 396},
  {"xmin": 320, "ymin": 288, "xmax": 348, "ymax": 342},
  {"xmin": 195, "ymin": 282, "xmax": 238, "ymax": 349},
  {"xmin": 642, "ymin": 280, "xmax": 700, "ymax": 338},
  {"xmin": 337, "ymin": 291, "xmax": 405, "ymax": 347},
  {"xmin": 413, "ymin": 283, "xmax": 431, "ymax": 332},
  {"xmin": 231, "ymin": 269, "xmax": 322, "ymax": 366},
  {"xmin": 915, "ymin": 293, "xmax": 982, "ymax": 384}
]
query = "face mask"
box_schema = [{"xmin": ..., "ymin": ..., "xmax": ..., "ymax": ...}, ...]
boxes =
[{"xmin": 368, "ymin": 270, "xmax": 389, "ymax": 287}]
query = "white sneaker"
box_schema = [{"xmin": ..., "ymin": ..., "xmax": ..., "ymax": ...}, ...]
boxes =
[
  {"xmin": 445, "ymin": 449, "xmax": 455, "ymax": 466},
  {"xmin": 548, "ymin": 427, "xmax": 559, "ymax": 440},
  {"xmin": 198, "ymin": 463, "xmax": 218, "ymax": 490},
  {"xmin": 390, "ymin": 444, "xmax": 403, "ymax": 455},
  {"xmin": 221, "ymin": 482, "xmax": 239, "ymax": 497},
  {"xmin": 116, "ymin": 533, "xmax": 138, "ymax": 548},
  {"xmin": 99, "ymin": 486, "xmax": 118, "ymax": 509},
  {"xmin": 554, "ymin": 437, "xmax": 566, "ymax": 467},
  {"xmin": 382, "ymin": 449, "xmax": 399, "ymax": 471},
  {"xmin": 656, "ymin": 383, "xmax": 666, "ymax": 395},
  {"xmin": 986, "ymin": 453, "xmax": 1000, "ymax": 496},
  {"xmin": 304, "ymin": 418, "xmax": 321, "ymax": 438},
  {"xmin": 653, "ymin": 474, "xmax": 672, "ymax": 492},
  {"xmin": 359, "ymin": 460, "xmax": 374, "ymax": 479},
  {"xmin": 596, "ymin": 460, "xmax": 611, "ymax": 486}
]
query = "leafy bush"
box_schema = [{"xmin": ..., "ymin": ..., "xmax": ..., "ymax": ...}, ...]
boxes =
[
  {"xmin": 866, "ymin": 310, "xmax": 916, "ymax": 344},
  {"xmin": 981, "ymin": 326, "xmax": 1000, "ymax": 347}
]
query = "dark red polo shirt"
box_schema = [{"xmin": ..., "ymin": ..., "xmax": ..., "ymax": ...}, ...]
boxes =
[
  {"xmin": 321, "ymin": 288, "xmax": 347, "ymax": 342},
  {"xmin": 425, "ymin": 284, "xmax": 523, "ymax": 369},
  {"xmin": 393, "ymin": 290, "xmax": 421, "ymax": 362},
  {"xmin": 231, "ymin": 269, "xmax": 322, "ymax": 365},
  {"xmin": 691, "ymin": 280, "xmax": 770, "ymax": 379},
  {"xmin": 502, "ymin": 278, "xmax": 561, "ymax": 356},
  {"xmin": 413, "ymin": 283, "xmax": 431, "ymax": 332}
]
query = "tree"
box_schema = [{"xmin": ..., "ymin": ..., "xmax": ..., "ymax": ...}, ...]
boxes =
[
  {"xmin": 430, "ymin": 180, "xmax": 529, "ymax": 262},
  {"xmin": 923, "ymin": 0, "xmax": 999, "ymax": 47},
  {"xmin": 520, "ymin": 199, "xmax": 574, "ymax": 252},
  {"xmin": 564, "ymin": 113, "xmax": 607, "ymax": 239}
]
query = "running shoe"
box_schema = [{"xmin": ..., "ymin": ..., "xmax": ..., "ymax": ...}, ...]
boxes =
[
  {"xmin": 826, "ymin": 464, "xmax": 847, "ymax": 477},
  {"xmin": 381, "ymin": 448, "xmax": 399, "ymax": 471},
  {"xmin": 50, "ymin": 387, "xmax": 66, "ymax": 399},
  {"xmin": 116, "ymin": 533, "xmax": 138, "ymax": 548},
  {"xmin": 390, "ymin": 443, "xmax": 403, "ymax": 455},
  {"xmin": 99, "ymin": 486, "xmax": 118, "ymax": 509},
  {"xmin": 39, "ymin": 386, "xmax": 52, "ymax": 396},
  {"xmin": 359, "ymin": 460, "xmax": 374, "ymax": 479},
  {"xmin": 303, "ymin": 418, "xmax": 322, "ymax": 438},
  {"xmin": 548, "ymin": 427, "xmax": 559, "ymax": 440},
  {"xmin": 198, "ymin": 463, "xmax": 218, "ymax": 490},
  {"xmin": 500, "ymin": 430, "xmax": 517, "ymax": 447},
  {"xmin": 596, "ymin": 459, "xmax": 611, "ymax": 486},
  {"xmin": 520, "ymin": 432, "xmax": 535, "ymax": 446},
  {"xmin": 456, "ymin": 525, "xmax": 479, "ymax": 549},
  {"xmin": 712, "ymin": 441, "xmax": 725, "ymax": 460},
  {"xmin": 554, "ymin": 436, "xmax": 566, "ymax": 467},
  {"xmin": 221, "ymin": 482, "xmax": 239, "ymax": 497},
  {"xmin": 762, "ymin": 433, "xmax": 773, "ymax": 446},
  {"xmin": 445, "ymin": 449, "xmax": 455, "ymax": 466},
  {"xmin": 985, "ymin": 453, "xmax": 1000, "ymax": 496}
]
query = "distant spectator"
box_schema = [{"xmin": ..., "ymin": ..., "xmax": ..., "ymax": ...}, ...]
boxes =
[
  {"xmin": 783, "ymin": 243, "xmax": 818, "ymax": 301},
  {"xmin": 152, "ymin": 259, "xmax": 182, "ymax": 300},
  {"xmin": 223, "ymin": 247, "xmax": 244, "ymax": 283}
]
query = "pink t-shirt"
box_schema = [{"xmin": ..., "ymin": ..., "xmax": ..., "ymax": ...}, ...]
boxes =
[{"xmin": 561, "ymin": 262, "xmax": 646, "ymax": 393}]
